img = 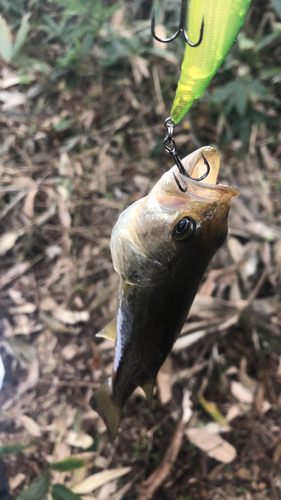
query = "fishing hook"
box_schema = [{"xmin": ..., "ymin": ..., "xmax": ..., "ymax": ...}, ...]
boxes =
[
  {"xmin": 151, "ymin": 0, "xmax": 204, "ymax": 47},
  {"xmin": 163, "ymin": 117, "xmax": 210, "ymax": 192}
]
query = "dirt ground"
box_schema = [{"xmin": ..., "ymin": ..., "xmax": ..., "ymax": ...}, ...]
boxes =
[{"xmin": 0, "ymin": 1, "xmax": 281, "ymax": 499}]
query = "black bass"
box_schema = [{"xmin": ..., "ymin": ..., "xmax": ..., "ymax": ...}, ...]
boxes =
[{"xmin": 91, "ymin": 146, "xmax": 239, "ymax": 437}]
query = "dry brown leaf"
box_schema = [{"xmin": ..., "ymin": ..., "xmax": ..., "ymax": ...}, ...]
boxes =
[
  {"xmin": 0, "ymin": 262, "xmax": 30, "ymax": 289},
  {"xmin": 182, "ymin": 390, "xmax": 193, "ymax": 424},
  {"xmin": 226, "ymin": 404, "xmax": 243, "ymax": 422},
  {"xmin": 152, "ymin": 24, "xmax": 167, "ymax": 50},
  {"xmin": 61, "ymin": 344, "xmax": 77, "ymax": 360},
  {"xmin": 0, "ymin": 228, "xmax": 26, "ymax": 256},
  {"xmin": 236, "ymin": 468, "xmax": 253, "ymax": 481},
  {"xmin": 138, "ymin": 420, "xmax": 184, "ymax": 500},
  {"xmin": 8, "ymin": 289, "xmax": 24, "ymax": 305},
  {"xmin": 273, "ymin": 442, "xmax": 281, "ymax": 463},
  {"xmin": 157, "ymin": 356, "xmax": 172, "ymax": 405},
  {"xmin": 0, "ymin": 90, "xmax": 26, "ymax": 109},
  {"xmin": 19, "ymin": 415, "xmax": 42, "ymax": 437},
  {"xmin": 130, "ymin": 55, "xmax": 150, "ymax": 84},
  {"xmin": 9, "ymin": 472, "xmax": 26, "ymax": 491},
  {"xmin": 65, "ymin": 430, "xmax": 93, "ymax": 449},
  {"xmin": 23, "ymin": 187, "xmax": 38, "ymax": 218},
  {"xmin": 53, "ymin": 309, "xmax": 89, "ymax": 325},
  {"xmin": 72, "ymin": 468, "xmax": 131, "ymax": 494},
  {"xmin": 58, "ymin": 152, "xmax": 74, "ymax": 177},
  {"xmin": 58, "ymin": 200, "xmax": 72, "ymax": 228},
  {"xmin": 40, "ymin": 297, "xmax": 58, "ymax": 312},
  {"xmin": 186, "ymin": 428, "xmax": 237, "ymax": 464},
  {"xmin": 97, "ymin": 480, "xmax": 117, "ymax": 500},
  {"xmin": 231, "ymin": 381, "xmax": 254, "ymax": 404},
  {"xmin": 17, "ymin": 358, "xmax": 39, "ymax": 394},
  {"xmin": 9, "ymin": 303, "xmax": 36, "ymax": 314}
]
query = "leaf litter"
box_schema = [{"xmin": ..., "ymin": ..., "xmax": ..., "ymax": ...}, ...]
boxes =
[{"xmin": 0, "ymin": 2, "xmax": 281, "ymax": 500}]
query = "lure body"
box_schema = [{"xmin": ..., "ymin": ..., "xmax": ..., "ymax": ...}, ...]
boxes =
[
  {"xmin": 171, "ymin": 0, "xmax": 251, "ymax": 123},
  {"xmin": 91, "ymin": 147, "xmax": 239, "ymax": 437}
]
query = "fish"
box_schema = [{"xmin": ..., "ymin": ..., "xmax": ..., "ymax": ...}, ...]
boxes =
[
  {"xmin": 171, "ymin": 0, "xmax": 252, "ymax": 124},
  {"xmin": 90, "ymin": 146, "xmax": 239, "ymax": 438}
]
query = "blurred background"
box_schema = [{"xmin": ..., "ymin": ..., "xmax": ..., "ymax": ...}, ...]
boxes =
[{"xmin": 0, "ymin": 0, "xmax": 281, "ymax": 499}]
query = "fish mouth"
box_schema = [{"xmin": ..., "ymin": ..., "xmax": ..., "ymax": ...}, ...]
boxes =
[{"xmin": 155, "ymin": 146, "xmax": 239, "ymax": 203}]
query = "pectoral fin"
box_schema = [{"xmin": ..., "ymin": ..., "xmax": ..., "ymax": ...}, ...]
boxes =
[
  {"xmin": 140, "ymin": 378, "xmax": 155, "ymax": 404},
  {"xmin": 96, "ymin": 318, "xmax": 116, "ymax": 341}
]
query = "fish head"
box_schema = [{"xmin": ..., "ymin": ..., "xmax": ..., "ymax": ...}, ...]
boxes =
[{"xmin": 110, "ymin": 146, "xmax": 239, "ymax": 287}]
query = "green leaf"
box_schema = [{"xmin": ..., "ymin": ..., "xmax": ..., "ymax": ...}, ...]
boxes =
[
  {"xmin": 13, "ymin": 13, "xmax": 31, "ymax": 56},
  {"xmin": 53, "ymin": 119, "xmax": 74, "ymax": 131},
  {"xmin": 54, "ymin": 0, "xmax": 91, "ymax": 14},
  {"xmin": 52, "ymin": 484, "xmax": 83, "ymax": 500},
  {"xmin": 50, "ymin": 457, "xmax": 86, "ymax": 472},
  {"xmin": 272, "ymin": 0, "xmax": 281, "ymax": 19},
  {"xmin": 0, "ymin": 441, "xmax": 35, "ymax": 456},
  {"xmin": 17, "ymin": 474, "xmax": 50, "ymax": 500},
  {"xmin": 235, "ymin": 90, "xmax": 247, "ymax": 117},
  {"xmin": 0, "ymin": 15, "xmax": 13, "ymax": 62}
]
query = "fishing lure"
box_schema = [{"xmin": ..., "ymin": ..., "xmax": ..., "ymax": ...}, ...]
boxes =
[
  {"xmin": 91, "ymin": 147, "xmax": 239, "ymax": 437},
  {"xmin": 152, "ymin": 0, "xmax": 252, "ymax": 124}
]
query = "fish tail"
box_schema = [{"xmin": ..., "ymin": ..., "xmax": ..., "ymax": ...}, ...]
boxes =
[{"xmin": 90, "ymin": 378, "xmax": 122, "ymax": 439}]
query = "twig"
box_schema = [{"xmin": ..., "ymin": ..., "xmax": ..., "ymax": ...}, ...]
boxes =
[{"xmin": 138, "ymin": 419, "xmax": 184, "ymax": 500}]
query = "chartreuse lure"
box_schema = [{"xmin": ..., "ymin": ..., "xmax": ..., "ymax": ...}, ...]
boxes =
[{"xmin": 170, "ymin": 0, "xmax": 252, "ymax": 124}]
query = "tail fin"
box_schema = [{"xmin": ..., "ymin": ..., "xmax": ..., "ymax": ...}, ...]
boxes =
[{"xmin": 90, "ymin": 378, "xmax": 122, "ymax": 439}]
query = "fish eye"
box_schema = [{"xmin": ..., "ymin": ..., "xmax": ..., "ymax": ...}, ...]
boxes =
[{"xmin": 173, "ymin": 216, "xmax": 196, "ymax": 242}]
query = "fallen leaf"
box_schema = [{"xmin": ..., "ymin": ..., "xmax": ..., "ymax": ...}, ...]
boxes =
[
  {"xmin": 20, "ymin": 415, "xmax": 42, "ymax": 437},
  {"xmin": 226, "ymin": 404, "xmax": 243, "ymax": 422},
  {"xmin": 182, "ymin": 390, "xmax": 193, "ymax": 424},
  {"xmin": 186, "ymin": 428, "xmax": 237, "ymax": 464},
  {"xmin": 0, "ymin": 262, "xmax": 30, "ymax": 289},
  {"xmin": 273, "ymin": 442, "xmax": 281, "ymax": 463},
  {"xmin": 65, "ymin": 431, "xmax": 93, "ymax": 449},
  {"xmin": 157, "ymin": 356, "xmax": 172, "ymax": 405},
  {"xmin": 72, "ymin": 468, "xmax": 131, "ymax": 494},
  {"xmin": 0, "ymin": 229, "xmax": 26, "ymax": 256},
  {"xmin": 40, "ymin": 297, "xmax": 58, "ymax": 312},
  {"xmin": 231, "ymin": 381, "xmax": 254, "ymax": 404},
  {"xmin": 61, "ymin": 344, "xmax": 77, "ymax": 361},
  {"xmin": 0, "ymin": 90, "xmax": 26, "ymax": 109},
  {"xmin": 199, "ymin": 395, "xmax": 231, "ymax": 429},
  {"xmin": 53, "ymin": 309, "xmax": 89, "ymax": 325},
  {"xmin": 9, "ymin": 303, "xmax": 37, "ymax": 314},
  {"xmin": 9, "ymin": 472, "xmax": 26, "ymax": 491},
  {"xmin": 58, "ymin": 200, "xmax": 72, "ymax": 228},
  {"xmin": 236, "ymin": 468, "xmax": 253, "ymax": 481},
  {"xmin": 152, "ymin": 24, "xmax": 167, "ymax": 50},
  {"xmin": 23, "ymin": 187, "xmax": 38, "ymax": 218},
  {"xmin": 130, "ymin": 55, "xmax": 149, "ymax": 84}
]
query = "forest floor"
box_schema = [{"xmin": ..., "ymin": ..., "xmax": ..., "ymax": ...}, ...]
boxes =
[{"xmin": 1, "ymin": 1, "xmax": 281, "ymax": 499}]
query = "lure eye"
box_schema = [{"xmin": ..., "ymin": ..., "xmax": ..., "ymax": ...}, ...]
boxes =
[{"xmin": 173, "ymin": 216, "xmax": 196, "ymax": 242}]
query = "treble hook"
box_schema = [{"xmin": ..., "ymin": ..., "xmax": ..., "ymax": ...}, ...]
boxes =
[
  {"xmin": 151, "ymin": 0, "xmax": 204, "ymax": 47},
  {"xmin": 163, "ymin": 117, "xmax": 210, "ymax": 192}
]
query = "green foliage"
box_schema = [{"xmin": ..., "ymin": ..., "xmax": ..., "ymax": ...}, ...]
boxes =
[
  {"xmin": 17, "ymin": 474, "xmax": 50, "ymax": 500},
  {"xmin": 0, "ymin": 441, "xmax": 35, "ymax": 456},
  {"xmin": 0, "ymin": 13, "xmax": 30, "ymax": 62},
  {"xmin": 52, "ymin": 484, "xmax": 82, "ymax": 500},
  {"xmin": 50, "ymin": 457, "xmax": 86, "ymax": 472}
]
